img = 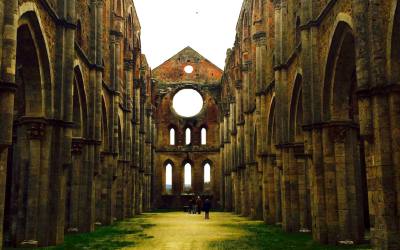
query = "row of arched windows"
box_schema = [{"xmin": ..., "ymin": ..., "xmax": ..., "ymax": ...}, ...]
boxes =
[
  {"xmin": 165, "ymin": 162, "xmax": 211, "ymax": 194},
  {"xmin": 169, "ymin": 128, "xmax": 207, "ymax": 146}
]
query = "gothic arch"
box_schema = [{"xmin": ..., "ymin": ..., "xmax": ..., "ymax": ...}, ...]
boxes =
[
  {"xmin": 101, "ymin": 96, "xmax": 109, "ymax": 151},
  {"xmin": 202, "ymin": 160, "xmax": 213, "ymax": 193},
  {"xmin": 163, "ymin": 160, "xmax": 175, "ymax": 194},
  {"xmin": 289, "ymin": 74, "xmax": 303, "ymax": 142},
  {"xmin": 16, "ymin": 10, "xmax": 52, "ymax": 117},
  {"xmin": 320, "ymin": 18, "xmax": 369, "ymax": 243},
  {"xmin": 322, "ymin": 20, "xmax": 356, "ymax": 121},
  {"xmin": 4, "ymin": 9, "xmax": 53, "ymax": 246},
  {"xmin": 72, "ymin": 66, "xmax": 88, "ymax": 138},
  {"xmin": 267, "ymin": 97, "xmax": 276, "ymax": 151}
]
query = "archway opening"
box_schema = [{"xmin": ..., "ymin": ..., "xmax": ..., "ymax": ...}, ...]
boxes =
[
  {"xmin": 165, "ymin": 163, "xmax": 173, "ymax": 194},
  {"xmin": 201, "ymin": 127, "xmax": 207, "ymax": 145},
  {"xmin": 185, "ymin": 128, "xmax": 191, "ymax": 145},
  {"xmin": 184, "ymin": 163, "xmax": 192, "ymax": 192},
  {"xmin": 4, "ymin": 13, "xmax": 49, "ymax": 246},
  {"xmin": 204, "ymin": 163, "xmax": 211, "ymax": 192},
  {"xmin": 324, "ymin": 22, "xmax": 370, "ymax": 241},
  {"xmin": 169, "ymin": 128, "xmax": 176, "ymax": 145}
]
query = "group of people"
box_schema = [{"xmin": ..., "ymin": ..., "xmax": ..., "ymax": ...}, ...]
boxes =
[{"xmin": 188, "ymin": 196, "xmax": 211, "ymax": 220}]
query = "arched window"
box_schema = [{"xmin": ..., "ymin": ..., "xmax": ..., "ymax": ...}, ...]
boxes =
[
  {"xmin": 201, "ymin": 128, "xmax": 207, "ymax": 145},
  {"xmin": 170, "ymin": 128, "xmax": 175, "ymax": 145},
  {"xmin": 185, "ymin": 128, "xmax": 191, "ymax": 145},
  {"xmin": 204, "ymin": 163, "xmax": 211, "ymax": 192},
  {"xmin": 184, "ymin": 163, "xmax": 192, "ymax": 192},
  {"xmin": 166, "ymin": 163, "xmax": 173, "ymax": 194}
]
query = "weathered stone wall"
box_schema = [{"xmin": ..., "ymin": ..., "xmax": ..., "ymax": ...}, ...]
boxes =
[
  {"xmin": 221, "ymin": 0, "xmax": 400, "ymax": 250},
  {"xmin": 0, "ymin": 0, "xmax": 154, "ymax": 248},
  {"xmin": 152, "ymin": 47, "xmax": 223, "ymax": 209}
]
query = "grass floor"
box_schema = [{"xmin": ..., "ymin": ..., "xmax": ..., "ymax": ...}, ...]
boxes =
[
  {"xmin": 208, "ymin": 221, "xmax": 371, "ymax": 250},
  {"xmin": 6, "ymin": 212, "xmax": 371, "ymax": 250}
]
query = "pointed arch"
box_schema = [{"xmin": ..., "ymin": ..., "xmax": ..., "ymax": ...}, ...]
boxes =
[
  {"xmin": 169, "ymin": 125, "xmax": 176, "ymax": 145},
  {"xmin": 163, "ymin": 160, "xmax": 174, "ymax": 194},
  {"xmin": 289, "ymin": 74, "xmax": 303, "ymax": 142},
  {"xmin": 203, "ymin": 160, "xmax": 212, "ymax": 193},
  {"xmin": 201, "ymin": 126, "xmax": 207, "ymax": 145},
  {"xmin": 185, "ymin": 127, "xmax": 192, "ymax": 145},
  {"xmin": 322, "ymin": 20, "xmax": 356, "ymax": 121},
  {"xmin": 267, "ymin": 97, "xmax": 276, "ymax": 151},
  {"xmin": 15, "ymin": 10, "xmax": 53, "ymax": 117},
  {"xmin": 72, "ymin": 66, "xmax": 88, "ymax": 138},
  {"xmin": 101, "ymin": 96, "xmax": 109, "ymax": 151},
  {"xmin": 183, "ymin": 162, "xmax": 192, "ymax": 192}
]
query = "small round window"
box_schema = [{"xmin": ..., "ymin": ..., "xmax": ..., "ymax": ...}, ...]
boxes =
[
  {"xmin": 184, "ymin": 65, "xmax": 194, "ymax": 74},
  {"xmin": 173, "ymin": 89, "xmax": 203, "ymax": 117}
]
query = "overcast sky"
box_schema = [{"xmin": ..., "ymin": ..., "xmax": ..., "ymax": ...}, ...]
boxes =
[{"xmin": 134, "ymin": 0, "xmax": 244, "ymax": 70}]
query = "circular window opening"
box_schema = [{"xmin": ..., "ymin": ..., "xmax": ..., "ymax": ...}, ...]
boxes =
[
  {"xmin": 184, "ymin": 65, "xmax": 194, "ymax": 74},
  {"xmin": 173, "ymin": 89, "xmax": 203, "ymax": 117}
]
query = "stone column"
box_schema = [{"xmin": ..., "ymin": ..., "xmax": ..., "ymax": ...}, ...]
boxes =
[
  {"xmin": 310, "ymin": 128, "xmax": 327, "ymax": 243},
  {"xmin": 0, "ymin": 1, "xmax": 18, "ymax": 247},
  {"xmin": 281, "ymin": 145, "xmax": 300, "ymax": 232},
  {"xmin": 21, "ymin": 120, "xmax": 46, "ymax": 247},
  {"xmin": 93, "ymin": 0, "xmax": 104, "ymax": 230},
  {"xmin": 68, "ymin": 139, "xmax": 84, "ymax": 232},
  {"xmin": 263, "ymin": 153, "xmax": 276, "ymax": 224},
  {"xmin": 219, "ymin": 120, "xmax": 225, "ymax": 209}
]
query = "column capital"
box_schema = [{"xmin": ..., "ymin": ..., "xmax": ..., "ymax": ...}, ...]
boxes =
[
  {"xmin": 26, "ymin": 121, "xmax": 46, "ymax": 140},
  {"xmin": 0, "ymin": 80, "xmax": 18, "ymax": 93},
  {"xmin": 71, "ymin": 138, "xmax": 84, "ymax": 154},
  {"xmin": 253, "ymin": 32, "xmax": 267, "ymax": 45}
]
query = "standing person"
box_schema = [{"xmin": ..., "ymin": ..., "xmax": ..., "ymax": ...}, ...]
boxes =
[
  {"xmin": 196, "ymin": 196, "xmax": 203, "ymax": 214},
  {"xmin": 204, "ymin": 198, "xmax": 211, "ymax": 220},
  {"xmin": 191, "ymin": 197, "xmax": 197, "ymax": 214},
  {"xmin": 188, "ymin": 198, "xmax": 193, "ymax": 214}
]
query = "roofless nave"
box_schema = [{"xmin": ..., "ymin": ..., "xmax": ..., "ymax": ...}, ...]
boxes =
[{"xmin": 0, "ymin": 0, "xmax": 399, "ymax": 250}]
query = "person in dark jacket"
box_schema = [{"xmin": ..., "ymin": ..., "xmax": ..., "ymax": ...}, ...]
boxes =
[
  {"xmin": 191, "ymin": 197, "xmax": 196, "ymax": 214},
  {"xmin": 196, "ymin": 196, "xmax": 203, "ymax": 214},
  {"xmin": 203, "ymin": 199, "xmax": 211, "ymax": 220}
]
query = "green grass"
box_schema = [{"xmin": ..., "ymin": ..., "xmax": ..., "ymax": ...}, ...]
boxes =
[
  {"xmin": 6, "ymin": 217, "xmax": 155, "ymax": 250},
  {"xmin": 209, "ymin": 222, "xmax": 371, "ymax": 250}
]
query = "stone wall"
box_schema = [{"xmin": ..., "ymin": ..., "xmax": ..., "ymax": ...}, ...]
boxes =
[
  {"xmin": 0, "ymin": 0, "xmax": 154, "ymax": 248},
  {"xmin": 220, "ymin": 0, "xmax": 400, "ymax": 249},
  {"xmin": 152, "ymin": 47, "xmax": 223, "ymax": 210}
]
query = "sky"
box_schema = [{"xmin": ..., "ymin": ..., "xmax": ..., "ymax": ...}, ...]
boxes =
[{"xmin": 134, "ymin": 0, "xmax": 244, "ymax": 69}]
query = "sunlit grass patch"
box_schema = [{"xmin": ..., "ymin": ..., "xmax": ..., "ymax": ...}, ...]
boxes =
[
  {"xmin": 209, "ymin": 222, "xmax": 371, "ymax": 250},
  {"xmin": 6, "ymin": 216, "xmax": 157, "ymax": 250}
]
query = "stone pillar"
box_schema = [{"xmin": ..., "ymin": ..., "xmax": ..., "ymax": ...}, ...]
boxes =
[
  {"xmin": 263, "ymin": 154, "xmax": 276, "ymax": 224},
  {"xmin": 274, "ymin": 154, "xmax": 282, "ymax": 224},
  {"xmin": 310, "ymin": 128, "xmax": 327, "ymax": 243},
  {"xmin": 281, "ymin": 145, "xmax": 300, "ymax": 232},
  {"xmin": 0, "ymin": 1, "xmax": 18, "ymax": 247},
  {"xmin": 21, "ymin": 120, "xmax": 46, "ymax": 247},
  {"xmin": 93, "ymin": 0, "xmax": 104, "ymax": 230},
  {"xmin": 67, "ymin": 139, "xmax": 84, "ymax": 232}
]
